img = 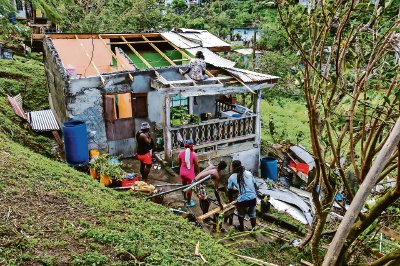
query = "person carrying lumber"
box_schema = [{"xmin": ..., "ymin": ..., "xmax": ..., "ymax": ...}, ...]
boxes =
[
  {"xmin": 178, "ymin": 140, "xmax": 200, "ymax": 207},
  {"xmin": 192, "ymin": 160, "xmax": 227, "ymax": 215},
  {"xmin": 182, "ymin": 51, "xmax": 208, "ymax": 81},
  {"xmin": 228, "ymin": 160, "xmax": 259, "ymax": 231},
  {"xmin": 136, "ymin": 122, "xmax": 154, "ymax": 181}
]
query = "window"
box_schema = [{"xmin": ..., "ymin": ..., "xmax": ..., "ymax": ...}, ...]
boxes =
[
  {"xmin": 170, "ymin": 95, "xmax": 188, "ymax": 108},
  {"xmin": 132, "ymin": 93, "xmax": 148, "ymax": 118},
  {"xmin": 16, "ymin": 0, "xmax": 24, "ymax": 11}
]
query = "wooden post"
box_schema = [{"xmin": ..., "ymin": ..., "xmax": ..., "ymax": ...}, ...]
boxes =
[
  {"xmin": 163, "ymin": 95, "xmax": 172, "ymax": 161},
  {"xmin": 322, "ymin": 117, "xmax": 400, "ymax": 266}
]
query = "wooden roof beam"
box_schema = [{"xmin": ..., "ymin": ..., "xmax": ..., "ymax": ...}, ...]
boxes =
[
  {"xmin": 142, "ymin": 35, "xmax": 197, "ymax": 86},
  {"xmin": 98, "ymin": 34, "xmax": 134, "ymax": 81}
]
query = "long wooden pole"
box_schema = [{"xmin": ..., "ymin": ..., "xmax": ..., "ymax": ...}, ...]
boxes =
[
  {"xmin": 322, "ymin": 117, "xmax": 400, "ymax": 266},
  {"xmin": 182, "ymin": 175, "xmax": 212, "ymax": 192}
]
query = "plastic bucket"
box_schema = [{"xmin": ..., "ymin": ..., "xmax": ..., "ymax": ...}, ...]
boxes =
[
  {"xmin": 62, "ymin": 120, "xmax": 89, "ymax": 166},
  {"xmin": 260, "ymin": 157, "xmax": 278, "ymax": 182}
]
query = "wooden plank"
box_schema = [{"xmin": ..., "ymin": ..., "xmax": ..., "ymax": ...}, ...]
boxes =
[
  {"xmin": 142, "ymin": 35, "xmax": 176, "ymax": 65},
  {"xmin": 197, "ymin": 201, "xmax": 237, "ymax": 221},
  {"xmin": 74, "ymin": 35, "xmax": 105, "ymax": 84},
  {"xmin": 233, "ymin": 253, "xmax": 278, "ymax": 266},
  {"xmin": 121, "ymin": 36, "xmax": 153, "ymax": 69},
  {"xmin": 98, "ymin": 34, "xmax": 134, "ymax": 81},
  {"xmin": 106, "ymin": 40, "xmax": 168, "ymax": 45},
  {"xmin": 380, "ymin": 226, "xmax": 400, "ymax": 241},
  {"xmin": 47, "ymin": 33, "xmax": 161, "ymax": 39}
]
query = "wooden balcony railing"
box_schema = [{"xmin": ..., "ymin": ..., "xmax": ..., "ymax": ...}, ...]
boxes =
[{"xmin": 170, "ymin": 115, "xmax": 257, "ymax": 150}]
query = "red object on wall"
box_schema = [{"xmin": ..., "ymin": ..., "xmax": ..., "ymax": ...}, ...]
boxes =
[
  {"xmin": 121, "ymin": 176, "xmax": 139, "ymax": 187},
  {"xmin": 289, "ymin": 161, "xmax": 309, "ymax": 175}
]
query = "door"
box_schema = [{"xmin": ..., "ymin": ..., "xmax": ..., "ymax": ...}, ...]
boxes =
[{"xmin": 104, "ymin": 93, "xmax": 135, "ymax": 157}]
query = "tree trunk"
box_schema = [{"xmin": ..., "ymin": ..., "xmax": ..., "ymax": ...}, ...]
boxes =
[{"xmin": 322, "ymin": 118, "xmax": 400, "ymax": 266}]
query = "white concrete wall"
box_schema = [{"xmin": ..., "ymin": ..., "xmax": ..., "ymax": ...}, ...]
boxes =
[{"xmin": 232, "ymin": 147, "xmax": 260, "ymax": 176}]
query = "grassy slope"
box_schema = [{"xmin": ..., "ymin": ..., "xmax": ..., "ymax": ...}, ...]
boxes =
[
  {"xmin": 0, "ymin": 135, "xmax": 241, "ymax": 265},
  {"xmin": 0, "ymin": 58, "xmax": 242, "ymax": 265},
  {"xmin": 0, "ymin": 57, "xmax": 56, "ymax": 158},
  {"xmin": 260, "ymin": 94, "xmax": 311, "ymax": 151}
]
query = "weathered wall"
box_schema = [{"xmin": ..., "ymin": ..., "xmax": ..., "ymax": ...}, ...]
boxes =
[
  {"xmin": 147, "ymin": 91, "xmax": 163, "ymax": 126},
  {"xmin": 192, "ymin": 95, "xmax": 217, "ymax": 116},
  {"xmin": 43, "ymin": 38, "xmax": 69, "ymax": 125}
]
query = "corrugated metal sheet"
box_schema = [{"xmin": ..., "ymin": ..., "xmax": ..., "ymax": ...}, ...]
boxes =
[
  {"xmin": 161, "ymin": 32, "xmax": 199, "ymax": 49},
  {"xmin": 7, "ymin": 94, "xmax": 27, "ymax": 120},
  {"xmin": 186, "ymin": 47, "xmax": 235, "ymax": 68},
  {"xmin": 178, "ymin": 31, "xmax": 230, "ymax": 49},
  {"xmin": 223, "ymin": 67, "xmax": 280, "ymax": 83},
  {"xmin": 234, "ymin": 48, "xmax": 263, "ymax": 55},
  {"xmin": 162, "ymin": 30, "xmax": 230, "ymax": 50},
  {"xmin": 28, "ymin": 109, "xmax": 60, "ymax": 131}
]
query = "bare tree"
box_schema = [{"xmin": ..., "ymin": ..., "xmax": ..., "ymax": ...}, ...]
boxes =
[{"xmin": 276, "ymin": 0, "xmax": 400, "ymax": 264}]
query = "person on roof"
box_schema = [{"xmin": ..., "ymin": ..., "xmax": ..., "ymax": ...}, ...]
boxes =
[
  {"xmin": 182, "ymin": 51, "xmax": 208, "ymax": 81},
  {"xmin": 136, "ymin": 122, "xmax": 154, "ymax": 181},
  {"xmin": 178, "ymin": 140, "xmax": 200, "ymax": 207}
]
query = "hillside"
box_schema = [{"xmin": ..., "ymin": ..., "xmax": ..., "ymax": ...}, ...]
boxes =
[{"xmin": 0, "ymin": 57, "xmax": 242, "ymax": 265}]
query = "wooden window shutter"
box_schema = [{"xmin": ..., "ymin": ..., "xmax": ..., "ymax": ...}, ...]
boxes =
[
  {"xmin": 104, "ymin": 95, "xmax": 116, "ymax": 122},
  {"xmin": 132, "ymin": 93, "xmax": 148, "ymax": 118}
]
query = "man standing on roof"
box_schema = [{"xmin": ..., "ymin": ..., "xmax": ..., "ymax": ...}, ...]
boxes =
[
  {"xmin": 136, "ymin": 122, "xmax": 154, "ymax": 181},
  {"xmin": 182, "ymin": 51, "xmax": 208, "ymax": 81},
  {"xmin": 192, "ymin": 160, "xmax": 227, "ymax": 214}
]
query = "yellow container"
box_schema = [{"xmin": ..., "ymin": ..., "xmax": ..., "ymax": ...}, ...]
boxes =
[
  {"xmin": 100, "ymin": 175, "xmax": 111, "ymax": 187},
  {"xmin": 90, "ymin": 149, "xmax": 100, "ymax": 159}
]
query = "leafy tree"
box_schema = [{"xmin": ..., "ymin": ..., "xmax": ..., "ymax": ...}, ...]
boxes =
[{"xmin": 277, "ymin": 0, "xmax": 400, "ymax": 265}]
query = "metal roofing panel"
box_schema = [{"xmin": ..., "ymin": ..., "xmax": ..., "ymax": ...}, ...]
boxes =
[
  {"xmin": 7, "ymin": 94, "xmax": 27, "ymax": 120},
  {"xmin": 178, "ymin": 31, "xmax": 230, "ymax": 48},
  {"xmin": 223, "ymin": 67, "xmax": 280, "ymax": 83},
  {"xmin": 234, "ymin": 48, "xmax": 263, "ymax": 55},
  {"xmin": 161, "ymin": 32, "xmax": 199, "ymax": 49},
  {"xmin": 186, "ymin": 47, "xmax": 235, "ymax": 68},
  {"xmin": 28, "ymin": 109, "xmax": 60, "ymax": 131}
]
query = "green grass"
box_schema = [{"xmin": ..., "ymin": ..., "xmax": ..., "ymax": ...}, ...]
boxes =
[
  {"xmin": 0, "ymin": 56, "xmax": 57, "ymax": 158},
  {"xmin": 260, "ymin": 92, "xmax": 311, "ymax": 151},
  {"xmin": 0, "ymin": 135, "xmax": 243, "ymax": 265}
]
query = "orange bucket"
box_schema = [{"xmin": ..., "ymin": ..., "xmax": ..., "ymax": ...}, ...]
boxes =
[{"xmin": 90, "ymin": 149, "xmax": 100, "ymax": 159}]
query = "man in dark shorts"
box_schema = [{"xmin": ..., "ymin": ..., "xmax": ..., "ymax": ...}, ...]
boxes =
[
  {"xmin": 228, "ymin": 160, "xmax": 259, "ymax": 231},
  {"xmin": 192, "ymin": 160, "xmax": 227, "ymax": 214},
  {"xmin": 136, "ymin": 122, "xmax": 154, "ymax": 181}
]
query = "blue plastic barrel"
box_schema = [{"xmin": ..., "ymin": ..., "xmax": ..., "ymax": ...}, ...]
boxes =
[
  {"xmin": 261, "ymin": 157, "xmax": 278, "ymax": 182},
  {"xmin": 62, "ymin": 120, "xmax": 89, "ymax": 166}
]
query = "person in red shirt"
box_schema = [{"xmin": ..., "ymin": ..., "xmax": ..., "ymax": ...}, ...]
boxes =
[{"xmin": 178, "ymin": 140, "xmax": 200, "ymax": 207}]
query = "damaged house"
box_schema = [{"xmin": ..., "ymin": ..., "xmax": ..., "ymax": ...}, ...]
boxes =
[{"xmin": 44, "ymin": 29, "xmax": 279, "ymax": 173}]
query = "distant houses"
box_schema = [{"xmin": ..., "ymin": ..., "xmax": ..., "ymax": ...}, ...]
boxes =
[{"xmin": 231, "ymin": 28, "xmax": 261, "ymax": 43}]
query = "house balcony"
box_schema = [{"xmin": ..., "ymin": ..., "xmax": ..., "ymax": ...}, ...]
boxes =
[{"xmin": 169, "ymin": 113, "xmax": 258, "ymax": 162}]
